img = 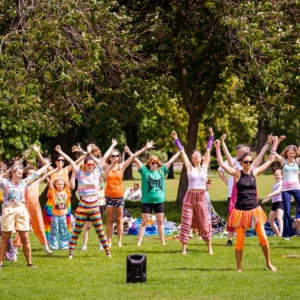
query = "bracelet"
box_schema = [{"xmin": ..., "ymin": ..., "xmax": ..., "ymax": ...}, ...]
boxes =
[{"xmin": 270, "ymin": 151, "xmax": 276, "ymax": 154}]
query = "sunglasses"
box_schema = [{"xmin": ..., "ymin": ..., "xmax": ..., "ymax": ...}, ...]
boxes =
[
  {"xmin": 85, "ymin": 163, "xmax": 95, "ymax": 167},
  {"xmin": 110, "ymin": 155, "xmax": 120, "ymax": 158},
  {"xmin": 56, "ymin": 159, "xmax": 65, "ymax": 162},
  {"xmin": 243, "ymin": 160, "xmax": 253, "ymax": 164},
  {"xmin": 151, "ymin": 162, "xmax": 159, "ymax": 165}
]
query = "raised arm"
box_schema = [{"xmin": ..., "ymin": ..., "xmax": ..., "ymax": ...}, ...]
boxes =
[
  {"xmin": 171, "ymin": 130, "xmax": 191, "ymax": 170},
  {"xmin": 124, "ymin": 145, "xmax": 143, "ymax": 170},
  {"xmin": 253, "ymin": 136, "xmax": 278, "ymax": 176},
  {"xmin": 262, "ymin": 180, "xmax": 283, "ymax": 204},
  {"xmin": 253, "ymin": 134, "xmax": 272, "ymax": 168},
  {"xmin": 32, "ymin": 144, "xmax": 53, "ymax": 169},
  {"xmin": 220, "ymin": 134, "xmax": 235, "ymax": 167},
  {"xmin": 100, "ymin": 139, "xmax": 118, "ymax": 168},
  {"xmin": 202, "ymin": 127, "xmax": 214, "ymax": 169},
  {"xmin": 121, "ymin": 140, "xmax": 155, "ymax": 170},
  {"xmin": 33, "ymin": 168, "xmax": 59, "ymax": 185},
  {"xmin": 214, "ymin": 140, "xmax": 238, "ymax": 177},
  {"xmin": 165, "ymin": 151, "xmax": 181, "ymax": 170},
  {"xmin": 217, "ymin": 168, "xmax": 228, "ymax": 185},
  {"xmin": 55, "ymin": 145, "xmax": 79, "ymax": 173}
]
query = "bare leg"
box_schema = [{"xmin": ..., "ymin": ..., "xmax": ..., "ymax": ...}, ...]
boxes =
[
  {"xmin": 0, "ymin": 231, "xmax": 12, "ymax": 266},
  {"xmin": 268, "ymin": 211, "xmax": 280, "ymax": 236},
  {"xmin": 235, "ymin": 249, "xmax": 243, "ymax": 272},
  {"xmin": 137, "ymin": 213, "xmax": 150, "ymax": 246},
  {"xmin": 115, "ymin": 207, "xmax": 123, "ymax": 247},
  {"xmin": 276, "ymin": 209, "xmax": 284, "ymax": 237},
  {"xmin": 182, "ymin": 243, "xmax": 187, "ymax": 255},
  {"xmin": 106, "ymin": 207, "xmax": 114, "ymax": 247},
  {"xmin": 18, "ymin": 231, "xmax": 32, "ymax": 265},
  {"xmin": 261, "ymin": 245, "xmax": 277, "ymax": 271},
  {"xmin": 156, "ymin": 213, "xmax": 165, "ymax": 245},
  {"xmin": 205, "ymin": 240, "xmax": 213, "ymax": 254}
]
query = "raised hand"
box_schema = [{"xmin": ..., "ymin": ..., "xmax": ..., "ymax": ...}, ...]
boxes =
[
  {"xmin": 72, "ymin": 143, "xmax": 83, "ymax": 153},
  {"xmin": 55, "ymin": 145, "xmax": 61, "ymax": 153},
  {"xmin": 214, "ymin": 139, "xmax": 220, "ymax": 147},
  {"xmin": 124, "ymin": 145, "xmax": 131, "ymax": 153},
  {"xmin": 23, "ymin": 148, "xmax": 31, "ymax": 159},
  {"xmin": 209, "ymin": 127, "xmax": 214, "ymax": 136},
  {"xmin": 171, "ymin": 131, "xmax": 178, "ymax": 139},
  {"xmin": 111, "ymin": 138, "xmax": 118, "ymax": 147},
  {"xmin": 221, "ymin": 134, "xmax": 227, "ymax": 143},
  {"xmin": 278, "ymin": 135, "xmax": 286, "ymax": 143},
  {"xmin": 267, "ymin": 134, "xmax": 273, "ymax": 144},
  {"xmin": 32, "ymin": 144, "xmax": 41, "ymax": 153},
  {"xmin": 86, "ymin": 144, "xmax": 93, "ymax": 154},
  {"xmin": 44, "ymin": 158, "xmax": 52, "ymax": 166},
  {"xmin": 146, "ymin": 140, "xmax": 155, "ymax": 149}
]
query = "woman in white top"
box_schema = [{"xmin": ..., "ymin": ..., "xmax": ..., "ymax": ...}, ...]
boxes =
[{"xmin": 171, "ymin": 128, "xmax": 214, "ymax": 255}]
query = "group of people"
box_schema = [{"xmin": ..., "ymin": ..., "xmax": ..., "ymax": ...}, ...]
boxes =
[{"xmin": 0, "ymin": 129, "xmax": 299, "ymax": 272}]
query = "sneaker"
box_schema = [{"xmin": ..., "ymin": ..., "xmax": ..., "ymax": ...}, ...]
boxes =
[
  {"xmin": 226, "ymin": 240, "xmax": 233, "ymax": 246},
  {"xmin": 81, "ymin": 245, "xmax": 87, "ymax": 251},
  {"xmin": 284, "ymin": 237, "xmax": 290, "ymax": 241},
  {"xmin": 98, "ymin": 245, "xmax": 104, "ymax": 251},
  {"xmin": 44, "ymin": 245, "xmax": 53, "ymax": 254}
]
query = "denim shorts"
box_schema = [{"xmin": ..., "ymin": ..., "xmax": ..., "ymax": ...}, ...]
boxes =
[{"xmin": 105, "ymin": 196, "xmax": 125, "ymax": 208}]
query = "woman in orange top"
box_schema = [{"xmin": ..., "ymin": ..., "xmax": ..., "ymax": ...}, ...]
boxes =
[{"xmin": 99, "ymin": 140, "xmax": 155, "ymax": 247}]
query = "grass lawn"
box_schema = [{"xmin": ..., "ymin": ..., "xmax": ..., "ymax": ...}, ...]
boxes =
[{"xmin": 1, "ymin": 174, "xmax": 299, "ymax": 299}]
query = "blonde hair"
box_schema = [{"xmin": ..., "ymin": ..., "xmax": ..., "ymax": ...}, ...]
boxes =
[
  {"xmin": 52, "ymin": 178, "xmax": 68, "ymax": 189},
  {"xmin": 105, "ymin": 149, "xmax": 122, "ymax": 165},
  {"xmin": 281, "ymin": 145, "xmax": 298, "ymax": 159}
]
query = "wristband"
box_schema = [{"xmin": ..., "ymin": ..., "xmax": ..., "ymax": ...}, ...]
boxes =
[
  {"xmin": 175, "ymin": 138, "xmax": 183, "ymax": 151},
  {"xmin": 207, "ymin": 135, "xmax": 214, "ymax": 149}
]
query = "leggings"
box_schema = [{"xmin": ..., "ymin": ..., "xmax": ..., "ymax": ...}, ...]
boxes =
[
  {"xmin": 235, "ymin": 223, "xmax": 268, "ymax": 250},
  {"xmin": 69, "ymin": 209, "xmax": 110, "ymax": 256}
]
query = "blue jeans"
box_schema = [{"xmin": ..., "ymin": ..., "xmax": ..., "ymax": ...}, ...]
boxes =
[{"xmin": 282, "ymin": 189, "xmax": 300, "ymax": 238}]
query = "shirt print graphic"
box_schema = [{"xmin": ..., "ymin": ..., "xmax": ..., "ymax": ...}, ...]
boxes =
[
  {"xmin": 147, "ymin": 175, "xmax": 163, "ymax": 193},
  {"xmin": 55, "ymin": 192, "xmax": 66, "ymax": 210}
]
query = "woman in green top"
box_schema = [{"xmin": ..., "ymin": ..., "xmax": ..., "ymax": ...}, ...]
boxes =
[{"xmin": 125, "ymin": 146, "xmax": 180, "ymax": 246}]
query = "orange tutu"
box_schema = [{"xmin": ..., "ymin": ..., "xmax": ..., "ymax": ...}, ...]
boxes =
[{"xmin": 228, "ymin": 206, "xmax": 266, "ymax": 230}]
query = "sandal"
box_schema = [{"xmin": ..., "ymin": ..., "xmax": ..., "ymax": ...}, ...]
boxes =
[{"xmin": 27, "ymin": 264, "xmax": 38, "ymax": 268}]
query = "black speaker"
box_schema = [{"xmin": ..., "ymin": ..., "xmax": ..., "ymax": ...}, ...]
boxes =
[{"xmin": 126, "ymin": 254, "xmax": 147, "ymax": 283}]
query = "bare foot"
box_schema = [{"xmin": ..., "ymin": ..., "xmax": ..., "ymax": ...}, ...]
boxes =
[
  {"xmin": 267, "ymin": 264, "xmax": 277, "ymax": 272},
  {"xmin": 208, "ymin": 250, "xmax": 213, "ymax": 255},
  {"xmin": 137, "ymin": 243, "xmax": 141, "ymax": 247},
  {"xmin": 68, "ymin": 255, "xmax": 73, "ymax": 260},
  {"xmin": 107, "ymin": 254, "xmax": 112, "ymax": 258},
  {"xmin": 162, "ymin": 242, "xmax": 166, "ymax": 246},
  {"xmin": 237, "ymin": 269, "xmax": 242, "ymax": 272},
  {"xmin": 182, "ymin": 251, "xmax": 187, "ymax": 255},
  {"xmin": 118, "ymin": 244, "xmax": 122, "ymax": 247}
]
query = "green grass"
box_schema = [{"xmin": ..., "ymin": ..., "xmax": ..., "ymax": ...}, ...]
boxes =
[{"xmin": 4, "ymin": 174, "xmax": 298, "ymax": 299}]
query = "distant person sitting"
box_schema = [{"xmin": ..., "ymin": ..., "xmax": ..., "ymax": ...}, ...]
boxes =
[{"xmin": 124, "ymin": 182, "xmax": 142, "ymax": 201}]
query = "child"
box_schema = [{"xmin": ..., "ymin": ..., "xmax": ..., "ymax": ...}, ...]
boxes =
[
  {"xmin": 262, "ymin": 169, "xmax": 284, "ymax": 236},
  {"xmin": 44, "ymin": 178, "xmax": 72, "ymax": 250}
]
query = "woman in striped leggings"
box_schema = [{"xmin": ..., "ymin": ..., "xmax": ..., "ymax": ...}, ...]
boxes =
[
  {"xmin": 172, "ymin": 128, "xmax": 214, "ymax": 255},
  {"xmin": 54, "ymin": 145, "xmax": 111, "ymax": 259}
]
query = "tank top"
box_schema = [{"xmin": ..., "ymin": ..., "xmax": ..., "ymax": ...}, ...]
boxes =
[
  {"xmin": 25, "ymin": 184, "xmax": 40, "ymax": 203},
  {"xmin": 235, "ymin": 171, "xmax": 258, "ymax": 210},
  {"xmin": 272, "ymin": 181, "xmax": 282, "ymax": 203},
  {"xmin": 188, "ymin": 166, "xmax": 207, "ymax": 190},
  {"xmin": 282, "ymin": 160, "xmax": 300, "ymax": 191},
  {"xmin": 105, "ymin": 165, "xmax": 124, "ymax": 198},
  {"xmin": 50, "ymin": 167, "xmax": 69, "ymax": 183}
]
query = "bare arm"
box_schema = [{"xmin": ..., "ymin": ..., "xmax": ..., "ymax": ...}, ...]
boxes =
[
  {"xmin": 124, "ymin": 145, "xmax": 143, "ymax": 170},
  {"xmin": 214, "ymin": 140, "xmax": 239, "ymax": 177},
  {"xmin": 165, "ymin": 151, "xmax": 181, "ymax": 170},
  {"xmin": 55, "ymin": 145, "xmax": 79, "ymax": 173},
  {"xmin": 217, "ymin": 169, "xmax": 228, "ymax": 185},
  {"xmin": 33, "ymin": 168, "xmax": 59, "ymax": 185},
  {"xmin": 253, "ymin": 134, "xmax": 272, "ymax": 168},
  {"xmin": 46, "ymin": 177, "xmax": 54, "ymax": 189},
  {"xmin": 170, "ymin": 131, "xmax": 191, "ymax": 171},
  {"xmin": 201, "ymin": 127, "xmax": 214, "ymax": 169},
  {"xmin": 262, "ymin": 181, "xmax": 283, "ymax": 204},
  {"xmin": 104, "ymin": 158, "xmax": 118, "ymax": 179},
  {"xmin": 121, "ymin": 140, "xmax": 155, "ymax": 170},
  {"xmin": 220, "ymin": 134, "xmax": 234, "ymax": 167},
  {"xmin": 100, "ymin": 139, "xmax": 118, "ymax": 168},
  {"xmin": 32, "ymin": 144, "xmax": 53, "ymax": 169}
]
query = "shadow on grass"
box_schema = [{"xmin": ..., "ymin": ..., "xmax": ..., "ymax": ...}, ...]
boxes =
[{"xmin": 173, "ymin": 267, "xmax": 234, "ymax": 271}]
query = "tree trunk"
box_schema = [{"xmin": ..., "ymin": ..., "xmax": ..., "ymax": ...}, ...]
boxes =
[
  {"xmin": 256, "ymin": 118, "xmax": 269, "ymax": 163},
  {"xmin": 176, "ymin": 114, "xmax": 199, "ymax": 204},
  {"xmin": 123, "ymin": 122, "xmax": 139, "ymax": 180},
  {"xmin": 167, "ymin": 151, "xmax": 175, "ymax": 179}
]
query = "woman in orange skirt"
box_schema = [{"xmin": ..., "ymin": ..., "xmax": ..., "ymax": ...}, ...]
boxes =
[{"xmin": 214, "ymin": 136, "xmax": 278, "ymax": 272}]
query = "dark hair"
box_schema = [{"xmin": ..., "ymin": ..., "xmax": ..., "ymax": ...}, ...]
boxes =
[
  {"xmin": 84, "ymin": 155, "xmax": 94, "ymax": 163},
  {"xmin": 237, "ymin": 152, "xmax": 253, "ymax": 162},
  {"xmin": 272, "ymin": 161, "xmax": 282, "ymax": 173},
  {"xmin": 23, "ymin": 165, "xmax": 37, "ymax": 178}
]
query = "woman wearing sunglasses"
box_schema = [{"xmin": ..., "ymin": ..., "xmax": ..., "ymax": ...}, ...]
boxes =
[
  {"xmin": 214, "ymin": 136, "xmax": 278, "ymax": 272},
  {"xmin": 125, "ymin": 146, "xmax": 180, "ymax": 246},
  {"xmin": 104, "ymin": 140, "xmax": 155, "ymax": 247},
  {"xmin": 172, "ymin": 128, "xmax": 214, "ymax": 255}
]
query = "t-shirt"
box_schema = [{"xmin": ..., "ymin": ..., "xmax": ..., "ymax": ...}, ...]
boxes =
[
  {"xmin": 272, "ymin": 181, "xmax": 282, "ymax": 203},
  {"xmin": 138, "ymin": 165, "xmax": 169, "ymax": 204},
  {"xmin": 75, "ymin": 165, "xmax": 103, "ymax": 201}
]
